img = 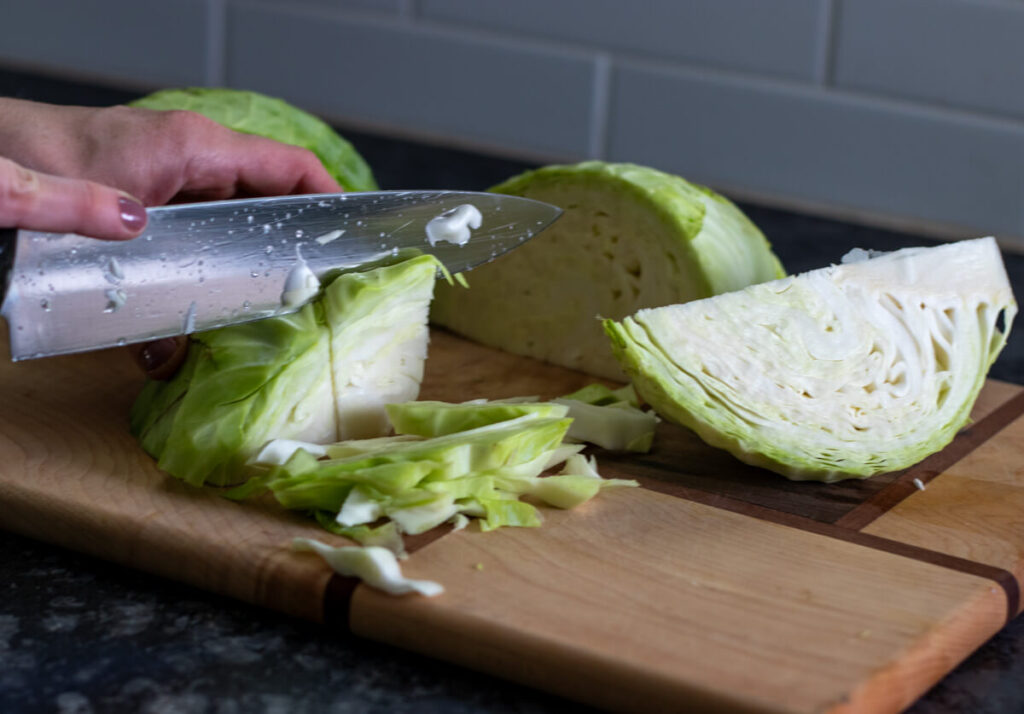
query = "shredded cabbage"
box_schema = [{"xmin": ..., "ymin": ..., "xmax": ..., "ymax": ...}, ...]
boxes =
[{"xmin": 292, "ymin": 539, "xmax": 442, "ymax": 597}]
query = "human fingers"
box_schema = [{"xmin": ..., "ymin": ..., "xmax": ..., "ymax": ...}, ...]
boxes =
[
  {"xmin": 222, "ymin": 131, "xmax": 343, "ymax": 196},
  {"xmin": 0, "ymin": 156, "xmax": 146, "ymax": 239},
  {"xmin": 177, "ymin": 130, "xmax": 342, "ymax": 202}
]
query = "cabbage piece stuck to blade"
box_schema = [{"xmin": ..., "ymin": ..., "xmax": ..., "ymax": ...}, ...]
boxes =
[{"xmin": 606, "ymin": 237, "xmax": 1017, "ymax": 482}]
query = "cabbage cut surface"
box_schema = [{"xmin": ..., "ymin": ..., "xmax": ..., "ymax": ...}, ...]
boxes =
[
  {"xmin": 431, "ymin": 162, "xmax": 785, "ymax": 379},
  {"xmin": 606, "ymin": 238, "xmax": 1016, "ymax": 481},
  {"xmin": 324, "ymin": 257, "xmax": 438, "ymax": 439}
]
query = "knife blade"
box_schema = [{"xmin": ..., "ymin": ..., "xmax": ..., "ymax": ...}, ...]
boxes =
[{"xmin": 0, "ymin": 191, "xmax": 561, "ymax": 361}]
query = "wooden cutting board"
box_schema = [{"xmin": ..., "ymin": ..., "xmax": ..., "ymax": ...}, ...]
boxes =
[{"xmin": 1, "ymin": 329, "xmax": 1022, "ymax": 714}]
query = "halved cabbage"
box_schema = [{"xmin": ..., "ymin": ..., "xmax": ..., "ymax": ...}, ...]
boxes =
[
  {"xmin": 431, "ymin": 161, "xmax": 785, "ymax": 378},
  {"xmin": 605, "ymin": 238, "xmax": 1016, "ymax": 481},
  {"xmin": 130, "ymin": 255, "xmax": 440, "ymax": 486}
]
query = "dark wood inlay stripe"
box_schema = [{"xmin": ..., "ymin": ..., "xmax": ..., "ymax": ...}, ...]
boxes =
[
  {"xmin": 836, "ymin": 389, "xmax": 1024, "ymax": 530},
  {"xmin": 634, "ymin": 475, "xmax": 1021, "ymax": 624}
]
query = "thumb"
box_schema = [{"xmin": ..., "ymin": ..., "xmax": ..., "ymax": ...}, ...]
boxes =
[{"xmin": 0, "ymin": 156, "xmax": 147, "ymax": 239}]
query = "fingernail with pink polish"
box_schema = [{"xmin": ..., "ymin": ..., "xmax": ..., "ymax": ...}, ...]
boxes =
[{"xmin": 119, "ymin": 196, "xmax": 147, "ymax": 233}]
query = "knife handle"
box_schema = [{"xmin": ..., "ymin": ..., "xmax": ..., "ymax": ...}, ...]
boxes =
[{"xmin": 0, "ymin": 229, "xmax": 14, "ymax": 306}]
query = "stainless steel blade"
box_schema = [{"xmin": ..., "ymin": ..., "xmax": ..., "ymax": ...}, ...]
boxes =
[{"xmin": 0, "ymin": 191, "xmax": 561, "ymax": 360}]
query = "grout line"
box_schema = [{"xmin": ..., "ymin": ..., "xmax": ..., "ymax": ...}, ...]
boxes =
[
  {"xmin": 232, "ymin": 0, "xmax": 596, "ymax": 63},
  {"xmin": 815, "ymin": 0, "xmax": 840, "ymax": 86},
  {"xmin": 588, "ymin": 53, "xmax": 612, "ymax": 160},
  {"xmin": 205, "ymin": 0, "xmax": 227, "ymax": 87}
]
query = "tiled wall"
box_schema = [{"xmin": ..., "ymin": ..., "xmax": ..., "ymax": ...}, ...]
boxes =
[{"xmin": 3, "ymin": 0, "xmax": 1024, "ymax": 245}]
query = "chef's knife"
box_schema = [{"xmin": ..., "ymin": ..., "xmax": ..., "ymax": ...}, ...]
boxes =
[{"xmin": 0, "ymin": 191, "xmax": 561, "ymax": 361}]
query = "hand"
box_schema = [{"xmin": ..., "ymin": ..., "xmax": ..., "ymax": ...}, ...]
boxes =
[
  {"xmin": 0, "ymin": 98, "xmax": 344, "ymax": 376},
  {"xmin": 0, "ymin": 98, "xmax": 341, "ymax": 220}
]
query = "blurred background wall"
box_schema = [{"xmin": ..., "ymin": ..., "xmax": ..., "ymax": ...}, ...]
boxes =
[{"xmin": 2, "ymin": 0, "xmax": 1023, "ymax": 248}]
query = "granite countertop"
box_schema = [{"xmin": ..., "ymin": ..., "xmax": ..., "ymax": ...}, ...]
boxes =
[{"xmin": 1, "ymin": 69, "xmax": 1022, "ymax": 714}]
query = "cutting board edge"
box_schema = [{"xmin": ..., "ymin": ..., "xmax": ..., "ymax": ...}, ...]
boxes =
[
  {"xmin": 0, "ymin": 475, "xmax": 337, "ymax": 623},
  {"xmin": 349, "ymin": 574, "xmax": 1008, "ymax": 714},
  {"xmin": 349, "ymin": 585, "xmax": 791, "ymax": 714},
  {"xmin": 825, "ymin": 580, "xmax": 1009, "ymax": 714},
  {"xmin": 345, "ymin": 484, "xmax": 1014, "ymax": 714}
]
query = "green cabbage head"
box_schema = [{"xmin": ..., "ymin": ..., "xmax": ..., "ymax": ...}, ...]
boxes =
[{"xmin": 130, "ymin": 87, "xmax": 377, "ymax": 192}]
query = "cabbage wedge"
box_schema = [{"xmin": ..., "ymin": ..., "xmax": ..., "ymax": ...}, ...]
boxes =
[{"xmin": 606, "ymin": 238, "xmax": 1016, "ymax": 481}]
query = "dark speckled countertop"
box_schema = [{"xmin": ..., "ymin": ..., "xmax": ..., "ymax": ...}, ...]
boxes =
[{"xmin": 1, "ymin": 68, "xmax": 1022, "ymax": 714}]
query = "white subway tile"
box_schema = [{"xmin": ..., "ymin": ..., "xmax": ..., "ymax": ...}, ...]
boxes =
[
  {"xmin": 419, "ymin": 0, "xmax": 828, "ymax": 82},
  {"xmin": 833, "ymin": 0, "xmax": 1024, "ymax": 120},
  {"xmin": 609, "ymin": 62, "xmax": 1024, "ymax": 238},
  {"xmin": 226, "ymin": 4, "xmax": 597, "ymax": 158},
  {"xmin": 0, "ymin": 0, "xmax": 209, "ymax": 87}
]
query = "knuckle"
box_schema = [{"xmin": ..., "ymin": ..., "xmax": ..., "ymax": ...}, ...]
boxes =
[
  {"xmin": 282, "ymin": 143, "xmax": 316, "ymax": 162},
  {"xmin": 293, "ymin": 146, "xmax": 322, "ymax": 168},
  {"xmin": 279, "ymin": 144, "xmax": 325, "ymax": 177},
  {"xmin": 0, "ymin": 158, "xmax": 41, "ymax": 219},
  {"xmin": 80, "ymin": 180, "xmax": 108, "ymax": 211},
  {"xmin": 158, "ymin": 110, "xmax": 230, "ymax": 161},
  {"xmin": 163, "ymin": 109, "xmax": 217, "ymax": 138}
]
